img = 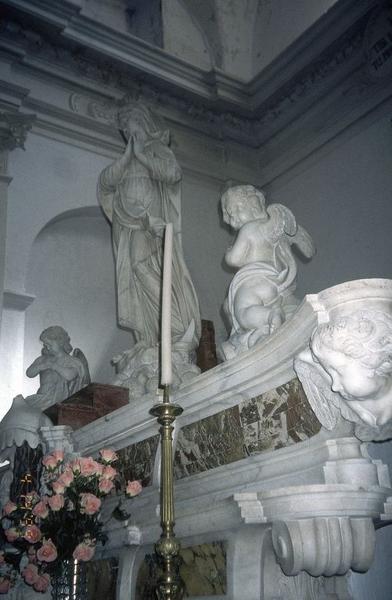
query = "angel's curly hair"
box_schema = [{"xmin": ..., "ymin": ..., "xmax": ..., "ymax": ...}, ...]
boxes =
[
  {"xmin": 40, "ymin": 326, "xmax": 72, "ymax": 354},
  {"xmin": 221, "ymin": 185, "xmax": 267, "ymax": 221},
  {"xmin": 311, "ymin": 310, "xmax": 392, "ymax": 376}
]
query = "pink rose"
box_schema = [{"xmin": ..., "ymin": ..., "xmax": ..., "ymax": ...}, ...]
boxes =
[
  {"xmin": 79, "ymin": 457, "xmax": 103, "ymax": 477},
  {"xmin": 33, "ymin": 500, "xmax": 49, "ymax": 519},
  {"xmin": 37, "ymin": 539, "xmax": 58, "ymax": 563},
  {"xmin": 42, "ymin": 454, "xmax": 61, "ymax": 470},
  {"xmin": 125, "ymin": 480, "xmax": 142, "ymax": 497},
  {"xmin": 60, "ymin": 468, "xmax": 74, "ymax": 487},
  {"xmin": 5, "ymin": 527, "xmax": 19, "ymax": 542},
  {"xmin": 33, "ymin": 573, "xmax": 50, "ymax": 593},
  {"xmin": 51, "ymin": 450, "xmax": 64, "ymax": 463},
  {"xmin": 79, "ymin": 493, "xmax": 101, "ymax": 515},
  {"xmin": 69, "ymin": 458, "xmax": 82, "ymax": 473},
  {"xmin": 98, "ymin": 478, "xmax": 114, "ymax": 494},
  {"xmin": 47, "ymin": 494, "xmax": 65, "ymax": 512},
  {"xmin": 101, "ymin": 465, "xmax": 117, "ymax": 480},
  {"xmin": 22, "ymin": 563, "xmax": 39, "ymax": 585},
  {"xmin": 2, "ymin": 501, "xmax": 17, "ymax": 516},
  {"xmin": 52, "ymin": 480, "xmax": 66, "ymax": 495},
  {"xmin": 99, "ymin": 448, "xmax": 118, "ymax": 463},
  {"xmin": 23, "ymin": 524, "xmax": 42, "ymax": 544},
  {"xmin": 0, "ymin": 577, "xmax": 11, "ymax": 594},
  {"xmin": 73, "ymin": 541, "xmax": 95, "ymax": 562}
]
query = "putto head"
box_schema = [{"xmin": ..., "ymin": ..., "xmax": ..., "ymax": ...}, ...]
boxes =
[
  {"xmin": 311, "ymin": 310, "xmax": 392, "ymax": 378},
  {"xmin": 40, "ymin": 326, "xmax": 72, "ymax": 354},
  {"xmin": 221, "ymin": 185, "xmax": 267, "ymax": 229}
]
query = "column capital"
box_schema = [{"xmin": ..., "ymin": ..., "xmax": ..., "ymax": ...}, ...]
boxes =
[{"xmin": 0, "ymin": 110, "xmax": 35, "ymax": 153}]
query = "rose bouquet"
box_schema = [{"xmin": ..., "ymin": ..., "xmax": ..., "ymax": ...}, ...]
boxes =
[{"xmin": 0, "ymin": 448, "xmax": 142, "ymax": 594}]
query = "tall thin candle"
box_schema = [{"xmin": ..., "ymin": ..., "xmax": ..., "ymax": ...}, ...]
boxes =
[{"xmin": 161, "ymin": 223, "xmax": 173, "ymax": 386}]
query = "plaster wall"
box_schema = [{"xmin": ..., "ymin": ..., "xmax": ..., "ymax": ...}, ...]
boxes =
[
  {"xmin": 252, "ymin": 0, "xmax": 339, "ymax": 76},
  {"xmin": 162, "ymin": 0, "xmax": 213, "ymax": 71}
]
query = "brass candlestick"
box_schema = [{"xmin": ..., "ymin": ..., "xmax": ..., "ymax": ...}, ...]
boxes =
[{"xmin": 150, "ymin": 385, "xmax": 184, "ymax": 600}]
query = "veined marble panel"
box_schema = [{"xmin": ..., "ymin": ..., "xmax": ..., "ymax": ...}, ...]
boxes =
[
  {"xmin": 174, "ymin": 379, "xmax": 320, "ymax": 479},
  {"xmin": 135, "ymin": 542, "xmax": 226, "ymax": 598},
  {"xmin": 116, "ymin": 435, "xmax": 159, "ymax": 488},
  {"xmin": 86, "ymin": 558, "xmax": 118, "ymax": 600}
]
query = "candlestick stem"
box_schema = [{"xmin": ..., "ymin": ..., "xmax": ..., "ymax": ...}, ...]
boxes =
[{"xmin": 150, "ymin": 385, "xmax": 184, "ymax": 600}]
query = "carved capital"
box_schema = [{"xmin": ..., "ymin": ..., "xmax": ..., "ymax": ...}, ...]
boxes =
[
  {"xmin": 40, "ymin": 425, "xmax": 74, "ymax": 454},
  {"xmin": 0, "ymin": 111, "xmax": 35, "ymax": 154},
  {"xmin": 272, "ymin": 517, "xmax": 375, "ymax": 577}
]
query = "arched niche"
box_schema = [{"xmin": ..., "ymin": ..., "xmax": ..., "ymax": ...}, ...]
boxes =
[{"xmin": 23, "ymin": 207, "xmax": 132, "ymax": 396}]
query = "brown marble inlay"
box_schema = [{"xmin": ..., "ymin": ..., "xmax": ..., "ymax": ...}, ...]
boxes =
[
  {"xmin": 87, "ymin": 557, "xmax": 118, "ymax": 600},
  {"xmin": 117, "ymin": 435, "xmax": 159, "ymax": 488},
  {"xmin": 174, "ymin": 379, "xmax": 320, "ymax": 479},
  {"xmin": 135, "ymin": 541, "xmax": 226, "ymax": 598}
]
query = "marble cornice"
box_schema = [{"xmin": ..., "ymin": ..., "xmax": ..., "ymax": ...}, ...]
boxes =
[{"xmin": 0, "ymin": 0, "xmax": 384, "ymax": 149}]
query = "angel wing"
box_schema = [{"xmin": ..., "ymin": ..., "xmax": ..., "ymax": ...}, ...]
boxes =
[
  {"xmin": 294, "ymin": 350, "xmax": 341, "ymax": 430},
  {"xmin": 73, "ymin": 348, "xmax": 91, "ymax": 386},
  {"xmin": 292, "ymin": 224, "xmax": 316, "ymax": 258},
  {"xmin": 268, "ymin": 203, "xmax": 297, "ymax": 237},
  {"xmin": 267, "ymin": 204, "xmax": 316, "ymax": 259}
]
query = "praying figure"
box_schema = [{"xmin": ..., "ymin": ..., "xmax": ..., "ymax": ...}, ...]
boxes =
[
  {"xmin": 97, "ymin": 102, "xmax": 200, "ymax": 348},
  {"xmin": 26, "ymin": 326, "xmax": 90, "ymax": 410},
  {"xmin": 220, "ymin": 185, "xmax": 315, "ymax": 360},
  {"xmin": 295, "ymin": 310, "xmax": 392, "ymax": 440}
]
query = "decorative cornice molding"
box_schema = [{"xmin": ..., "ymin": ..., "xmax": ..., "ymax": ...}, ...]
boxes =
[
  {"xmin": 0, "ymin": 3, "xmax": 382, "ymax": 148},
  {"xmin": 3, "ymin": 289, "xmax": 36, "ymax": 311}
]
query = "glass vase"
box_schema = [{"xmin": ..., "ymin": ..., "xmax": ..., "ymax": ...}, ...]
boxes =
[{"xmin": 51, "ymin": 560, "xmax": 88, "ymax": 600}]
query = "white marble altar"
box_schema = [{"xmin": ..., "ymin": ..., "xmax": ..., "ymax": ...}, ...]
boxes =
[{"xmin": 67, "ymin": 279, "xmax": 392, "ymax": 599}]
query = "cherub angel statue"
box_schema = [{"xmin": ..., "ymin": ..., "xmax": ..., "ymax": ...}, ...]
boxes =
[
  {"xmin": 294, "ymin": 310, "xmax": 392, "ymax": 441},
  {"xmin": 220, "ymin": 185, "xmax": 315, "ymax": 359},
  {"xmin": 25, "ymin": 326, "xmax": 90, "ymax": 411}
]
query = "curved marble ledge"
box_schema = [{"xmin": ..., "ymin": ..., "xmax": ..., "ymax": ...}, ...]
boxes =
[
  {"xmin": 99, "ymin": 430, "xmax": 391, "ymax": 551},
  {"xmin": 72, "ymin": 278, "xmax": 392, "ymax": 455}
]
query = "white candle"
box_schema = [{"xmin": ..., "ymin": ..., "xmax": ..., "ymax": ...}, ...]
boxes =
[{"xmin": 161, "ymin": 223, "xmax": 173, "ymax": 386}]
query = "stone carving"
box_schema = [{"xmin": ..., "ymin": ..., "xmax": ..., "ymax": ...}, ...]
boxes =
[
  {"xmin": 25, "ymin": 326, "xmax": 90, "ymax": 411},
  {"xmin": 271, "ymin": 517, "xmax": 375, "ymax": 577},
  {"xmin": 112, "ymin": 330, "xmax": 200, "ymax": 401},
  {"xmin": 220, "ymin": 185, "xmax": 315, "ymax": 360},
  {"xmin": 0, "ymin": 396, "xmax": 51, "ymax": 506},
  {"xmin": 0, "ymin": 395, "xmax": 52, "ymax": 452},
  {"xmin": 295, "ymin": 310, "xmax": 392, "ymax": 441},
  {"xmin": 0, "ymin": 111, "xmax": 35, "ymax": 153},
  {"xmin": 97, "ymin": 102, "xmax": 200, "ymax": 348}
]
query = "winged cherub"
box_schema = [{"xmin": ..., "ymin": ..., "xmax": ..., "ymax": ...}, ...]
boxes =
[
  {"xmin": 220, "ymin": 185, "xmax": 315, "ymax": 359},
  {"xmin": 294, "ymin": 310, "xmax": 392, "ymax": 440},
  {"xmin": 25, "ymin": 326, "xmax": 90, "ymax": 410}
]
